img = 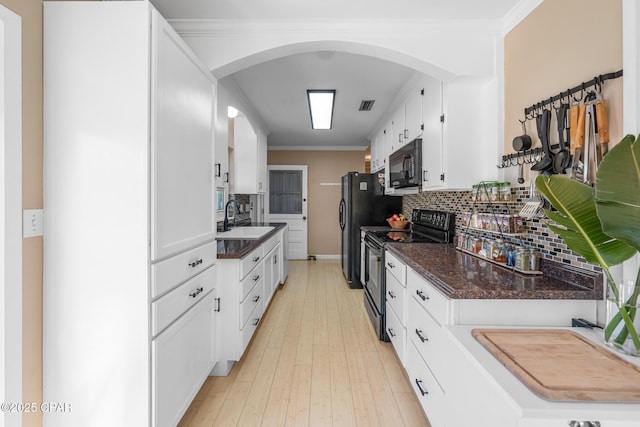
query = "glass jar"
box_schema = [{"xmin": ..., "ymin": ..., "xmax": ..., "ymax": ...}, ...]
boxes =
[
  {"xmin": 490, "ymin": 182, "xmax": 499, "ymax": 202},
  {"xmin": 471, "ymin": 184, "xmax": 479, "ymax": 202},
  {"xmin": 506, "ymin": 245, "xmax": 516, "ymax": 267},
  {"xmin": 529, "ymin": 248, "xmax": 541, "ymax": 271},
  {"xmin": 500, "ymin": 181, "xmax": 512, "ymax": 201},
  {"xmin": 515, "ymin": 247, "xmax": 529, "ymax": 271},
  {"xmin": 470, "ymin": 210, "xmax": 478, "ymax": 228},
  {"xmin": 493, "ymin": 239, "xmax": 507, "ymax": 263}
]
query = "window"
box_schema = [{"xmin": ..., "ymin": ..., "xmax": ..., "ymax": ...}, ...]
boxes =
[{"xmin": 269, "ymin": 170, "xmax": 302, "ymax": 214}]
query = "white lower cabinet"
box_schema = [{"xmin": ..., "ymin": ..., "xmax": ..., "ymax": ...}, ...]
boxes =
[
  {"xmin": 406, "ymin": 340, "xmax": 447, "ymax": 427},
  {"xmin": 215, "ymin": 231, "xmax": 282, "ymax": 375},
  {"xmin": 152, "ymin": 295, "xmax": 215, "ymax": 427}
]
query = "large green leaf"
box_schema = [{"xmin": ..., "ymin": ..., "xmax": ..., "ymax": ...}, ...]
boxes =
[
  {"xmin": 535, "ymin": 174, "xmax": 636, "ymax": 268},
  {"xmin": 595, "ymin": 134, "xmax": 640, "ymax": 252}
]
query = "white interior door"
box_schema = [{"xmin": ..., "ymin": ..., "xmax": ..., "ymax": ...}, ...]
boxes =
[{"xmin": 266, "ymin": 165, "xmax": 308, "ymax": 260}]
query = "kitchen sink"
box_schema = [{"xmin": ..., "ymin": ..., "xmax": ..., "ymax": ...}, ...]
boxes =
[{"xmin": 216, "ymin": 226, "xmax": 274, "ymax": 240}]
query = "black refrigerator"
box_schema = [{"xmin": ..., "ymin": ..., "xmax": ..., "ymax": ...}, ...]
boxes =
[{"xmin": 338, "ymin": 172, "xmax": 402, "ymax": 288}]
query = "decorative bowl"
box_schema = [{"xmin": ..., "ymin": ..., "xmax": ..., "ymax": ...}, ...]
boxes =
[{"xmin": 387, "ymin": 219, "xmax": 409, "ymax": 229}]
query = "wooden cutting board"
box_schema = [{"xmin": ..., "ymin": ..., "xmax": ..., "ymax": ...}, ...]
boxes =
[{"xmin": 472, "ymin": 328, "xmax": 640, "ymax": 402}]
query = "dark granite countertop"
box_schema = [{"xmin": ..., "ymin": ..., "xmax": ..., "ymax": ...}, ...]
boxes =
[
  {"xmin": 385, "ymin": 243, "xmax": 602, "ymax": 300},
  {"xmin": 216, "ymin": 222, "xmax": 288, "ymax": 259}
]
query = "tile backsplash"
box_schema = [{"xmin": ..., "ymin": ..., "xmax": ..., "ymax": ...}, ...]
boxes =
[{"xmin": 403, "ymin": 187, "xmax": 601, "ymax": 274}]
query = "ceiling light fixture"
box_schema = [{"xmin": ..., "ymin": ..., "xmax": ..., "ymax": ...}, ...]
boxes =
[{"xmin": 307, "ymin": 90, "xmax": 335, "ymax": 130}]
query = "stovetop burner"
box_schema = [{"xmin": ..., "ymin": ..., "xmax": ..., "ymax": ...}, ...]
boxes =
[{"xmin": 369, "ymin": 230, "xmax": 439, "ymax": 244}]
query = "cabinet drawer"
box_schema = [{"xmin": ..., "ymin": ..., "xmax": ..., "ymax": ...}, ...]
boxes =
[
  {"xmin": 152, "ymin": 296, "xmax": 214, "ymax": 427},
  {"xmin": 407, "ymin": 295, "xmax": 449, "ymax": 377},
  {"xmin": 240, "ymin": 246, "xmax": 264, "ymax": 279},
  {"xmin": 240, "ymin": 262, "xmax": 264, "ymax": 302},
  {"xmin": 407, "ymin": 268, "xmax": 450, "ymax": 326},
  {"xmin": 406, "ymin": 340, "xmax": 447, "ymax": 427},
  {"xmin": 385, "ymin": 302, "xmax": 406, "ymax": 364},
  {"xmin": 152, "ymin": 265, "xmax": 215, "ymax": 336},
  {"xmin": 240, "ymin": 277, "xmax": 264, "ymax": 329},
  {"xmin": 151, "ymin": 241, "xmax": 216, "ymax": 298},
  {"xmin": 385, "ymin": 270, "xmax": 406, "ymax": 324},
  {"xmin": 385, "ymin": 251, "xmax": 406, "ymax": 285},
  {"xmin": 241, "ymin": 302, "xmax": 262, "ymax": 354}
]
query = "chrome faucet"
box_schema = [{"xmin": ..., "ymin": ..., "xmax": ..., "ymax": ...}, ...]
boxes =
[{"xmin": 223, "ymin": 199, "xmax": 241, "ymax": 232}]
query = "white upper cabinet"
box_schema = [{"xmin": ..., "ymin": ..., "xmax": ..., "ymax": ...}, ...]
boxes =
[
  {"xmin": 421, "ymin": 79, "xmax": 444, "ymax": 190},
  {"xmin": 438, "ymin": 77, "xmax": 499, "ymax": 190},
  {"xmin": 152, "ymin": 14, "xmax": 216, "ymax": 260},
  {"xmin": 233, "ymin": 115, "xmax": 267, "ymax": 194},
  {"xmin": 215, "ymin": 87, "xmax": 231, "ymax": 189},
  {"xmin": 405, "ymin": 85, "xmax": 425, "ymax": 143}
]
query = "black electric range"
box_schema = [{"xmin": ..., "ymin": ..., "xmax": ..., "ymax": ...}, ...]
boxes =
[{"xmin": 363, "ymin": 209, "xmax": 455, "ymax": 341}]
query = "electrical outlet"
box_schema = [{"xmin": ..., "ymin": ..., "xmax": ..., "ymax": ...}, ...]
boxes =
[{"xmin": 23, "ymin": 209, "xmax": 44, "ymax": 238}]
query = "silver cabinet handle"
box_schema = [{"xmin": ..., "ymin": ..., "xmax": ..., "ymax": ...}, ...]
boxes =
[
  {"xmin": 386, "ymin": 261, "xmax": 395, "ymax": 269},
  {"xmin": 568, "ymin": 422, "xmax": 601, "ymax": 427},
  {"xmin": 416, "ymin": 290, "xmax": 429, "ymax": 301},
  {"xmin": 189, "ymin": 287, "xmax": 204, "ymax": 298},
  {"xmin": 415, "ymin": 329, "xmax": 428, "ymax": 343},
  {"xmin": 388, "ymin": 291, "xmax": 396, "ymax": 299},
  {"xmin": 253, "ymin": 295, "xmax": 260, "ymax": 303},
  {"xmin": 214, "ymin": 297, "xmax": 221, "ymax": 312},
  {"xmin": 387, "ymin": 328, "xmax": 396, "ymax": 338},
  {"xmin": 188, "ymin": 258, "xmax": 203, "ymax": 268},
  {"xmin": 253, "ymin": 256, "xmax": 260, "ymax": 262},
  {"xmin": 253, "ymin": 275, "xmax": 260, "ymax": 282},
  {"xmin": 253, "ymin": 318, "xmax": 260, "ymax": 326},
  {"xmin": 415, "ymin": 379, "xmax": 428, "ymax": 396}
]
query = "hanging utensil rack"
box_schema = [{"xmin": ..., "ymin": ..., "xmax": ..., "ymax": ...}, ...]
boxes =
[
  {"xmin": 523, "ymin": 70, "xmax": 623, "ymax": 116},
  {"xmin": 497, "ymin": 147, "xmax": 543, "ymax": 169}
]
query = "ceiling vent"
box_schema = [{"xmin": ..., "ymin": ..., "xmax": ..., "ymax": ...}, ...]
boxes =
[{"xmin": 358, "ymin": 100, "xmax": 375, "ymax": 111}]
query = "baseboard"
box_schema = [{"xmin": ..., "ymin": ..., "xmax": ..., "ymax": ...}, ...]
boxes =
[{"xmin": 309, "ymin": 254, "xmax": 341, "ymax": 260}]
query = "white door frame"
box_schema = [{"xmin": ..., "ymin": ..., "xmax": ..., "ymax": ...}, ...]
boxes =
[
  {"xmin": 0, "ymin": 6, "xmax": 22, "ymax": 427},
  {"xmin": 266, "ymin": 165, "xmax": 308, "ymax": 260}
]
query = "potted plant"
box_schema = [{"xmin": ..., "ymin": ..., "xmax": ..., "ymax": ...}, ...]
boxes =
[{"xmin": 535, "ymin": 134, "xmax": 640, "ymax": 355}]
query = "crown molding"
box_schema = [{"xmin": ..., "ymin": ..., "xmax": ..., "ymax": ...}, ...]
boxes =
[
  {"xmin": 502, "ymin": 0, "xmax": 543, "ymax": 35},
  {"xmin": 169, "ymin": 18, "xmax": 503, "ymax": 38}
]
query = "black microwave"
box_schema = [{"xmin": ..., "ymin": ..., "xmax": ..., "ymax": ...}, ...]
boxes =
[{"xmin": 388, "ymin": 138, "xmax": 422, "ymax": 188}]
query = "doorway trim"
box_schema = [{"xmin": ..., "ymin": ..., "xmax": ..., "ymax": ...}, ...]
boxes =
[{"xmin": 0, "ymin": 5, "xmax": 22, "ymax": 427}]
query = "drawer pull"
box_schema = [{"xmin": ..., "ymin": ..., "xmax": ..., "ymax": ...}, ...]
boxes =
[
  {"xmin": 188, "ymin": 258, "xmax": 203, "ymax": 268},
  {"xmin": 253, "ymin": 295, "xmax": 261, "ymax": 303},
  {"xmin": 415, "ymin": 329, "xmax": 428, "ymax": 343},
  {"xmin": 415, "ymin": 379, "xmax": 428, "ymax": 396},
  {"xmin": 253, "ymin": 256, "xmax": 261, "ymax": 262},
  {"xmin": 253, "ymin": 318, "xmax": 260, "ymax": 326},
  {"xmin": 253, "ymin": 275, "xmax": 261, "ymax": 282},
  {"xmin": 386, "ymin": 261, "xmax": 395, "ymax": 269},
  {"xmin": 215, "ymin": 297, "xmax": 221, "ymax": 312},
  {"xmin": 387, "ymin": 327, "xmax": 396, "ymax": 338},
  {"xmin": 189, "ymin": 287, "xmax": 204, "ymax": 298},
  {"xmin": 416, "ymin": 289, "xmax": 429, "ymax": 301},
  {"xmin": 568, "ymin": 422, "xmax": 601, "ymax": 427},
  {"xmin": 388, "ymin": 290, "xmax": 396, "ymax": 299}
]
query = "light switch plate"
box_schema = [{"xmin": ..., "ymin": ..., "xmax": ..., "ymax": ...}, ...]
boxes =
[{"xmin": 23, "ymin": 209, "xmax": 44, "ymax": 238}]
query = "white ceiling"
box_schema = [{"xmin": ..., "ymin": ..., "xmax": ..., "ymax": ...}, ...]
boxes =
[{"xmin": 150, "ymin": 0, "xmax": 526, "ymax": 149}]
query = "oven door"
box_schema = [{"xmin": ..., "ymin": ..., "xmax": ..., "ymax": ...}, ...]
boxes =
[{"xmin": 363, "ymin": 235, "xmax": 386, "ymax": 340}]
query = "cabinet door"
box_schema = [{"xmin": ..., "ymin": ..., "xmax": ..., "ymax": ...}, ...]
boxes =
[
  {"xmin": 151, "ymin": 14, "xmax": 215, "ymax": 260},
  {"xmin": 233, "ymin": 115, "xmax": 259, "ymax": 193},
  {"xmin": 390, "ymin": 107, "xmax": 406, "ymax": 152},
  {"xmin": 405, "ymin": 86, "xmax": 424, "ymax": 142},
  {"xmin": 421, "ymin": 81, "xmax": 443, "ymax": 190},
  {"xmin": 152, "ymin": 295, "xmax": 214, "ymax": 427}
]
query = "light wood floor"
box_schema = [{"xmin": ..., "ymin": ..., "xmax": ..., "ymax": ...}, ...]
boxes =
[{"xmin": 178, "ymin": 259, "xmax": 431, "ymax": 427}]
